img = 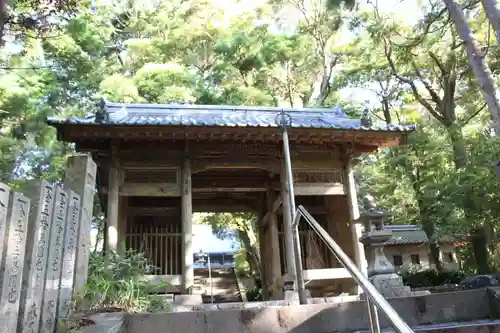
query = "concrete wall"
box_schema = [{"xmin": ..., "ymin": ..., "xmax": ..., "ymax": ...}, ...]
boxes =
[
  {"xmin": 384, "ymin": 244, "xmax": 459, "ymax": 272},
  {"xmin": 123, "ymin": 289, "xmax": 492, "ymax": 333}
]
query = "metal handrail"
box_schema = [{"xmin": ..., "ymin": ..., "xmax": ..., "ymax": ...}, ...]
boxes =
[{"xmin": 294, "ymin": 205, "xmax": 414, "ymax": 333}]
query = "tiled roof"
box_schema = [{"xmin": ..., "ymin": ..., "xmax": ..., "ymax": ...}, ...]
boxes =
[
  {"xmin": 384, "ymin": 225, "xmax": 456, "ymax": 245},
  {"xmin": 46, "ymin": 100, "xmax": 416, "ymax": 132}
]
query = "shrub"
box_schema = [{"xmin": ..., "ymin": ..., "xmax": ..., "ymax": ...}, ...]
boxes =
[
  {"xmin": 400, "ymin": 269, "xmax": 466, "ymax": 288},
  {"xmin": 78, "ymin": 249, "xmax": 169, "ymax": 312},
  {"xmin": 245, "ymin": 286, "xmax": 263, "ymax": 301}
]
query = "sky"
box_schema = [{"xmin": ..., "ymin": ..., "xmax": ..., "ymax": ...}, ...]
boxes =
[{"xmin": 192, "ymin": 223, "xmax": 240, "ymax": 253}]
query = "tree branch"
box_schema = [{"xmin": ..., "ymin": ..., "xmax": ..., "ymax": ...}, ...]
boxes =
[
  {"xmin": 429, "ymin": 52, "xmax": 447, "ymax": 75},
  {"xmin": 384, "ymin": 40, "xmax": 444, "ymax": 122},
  {"xmin": 461, "ymin": 102, "xmax": 487, "ymax": 126},
  {"xmin": 411, "ymin": 61, "xmax": 444, "ymax": 109}
]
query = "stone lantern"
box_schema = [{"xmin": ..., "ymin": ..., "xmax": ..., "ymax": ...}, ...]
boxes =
[{"xmin": 358, "ymin": 195, "xmax": 412, "ymax": 298}]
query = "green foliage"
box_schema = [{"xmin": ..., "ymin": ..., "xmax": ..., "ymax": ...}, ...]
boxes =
[
  {"xmin": 1, "ymin": 0, "xmax": 500, "ymax": 277},
  {"xmin": 245, "ymin": 286, "xmax": 263, "ymax": 302},
  {"xmin": 234, "ymin": 248, "xmax": 251, "ymax": 277},
  {"xmin": 201, "ymin": 212, "xmax": 261, "ymax": 279},
  {"xmin": 78, "ymin": 249, "xmax": 170, "ymax": 313},
  {"xmin": 401, "ymin": 269, "xmax": 466, "ymax": 288}
]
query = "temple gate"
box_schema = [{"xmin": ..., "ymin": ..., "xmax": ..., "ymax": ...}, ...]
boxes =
[{"xmin": 47, "ymin": 100, "xmax": 414, "ymax": 298}]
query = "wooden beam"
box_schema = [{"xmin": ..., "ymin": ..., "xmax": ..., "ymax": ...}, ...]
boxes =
[
  {"xmin": 128, "ymin": 204, "xmax": 255, "ymax": 215},
  {"xmin": 114, "ymin": 154, "xmax": 343, "ymax": 169},
  {"xmin": 128, "ymin": 207, "xmax": 179, "ymax": 216},
  {"xmin": 294, "ymin": 183, "xmax": 344, "ymax": 196},
  {"xmin": 194, "ymin": 187, "xmax": 267, "ymax": 193},
  {"xmin": 112, "ymin": 183, "xmax": 344, "ymax": 197},
  {"xmin": 119, "ymin": 183, "xmax": 181, "ymax": 197},
  {"xmin": 64, "ymin": 125, "xmax": 405, "ymax": 149},
  {"xmin": 272, "ymin": 194, "xmax": 282, "ymax": 212}
]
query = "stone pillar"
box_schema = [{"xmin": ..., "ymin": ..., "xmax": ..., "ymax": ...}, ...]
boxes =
[
  {"xmin": 107, "ymin": 155, "xmax": 120, "ymax": 252},
  {"xmin": 0, "ymin": 183, "xmax": 10, "ymax": 271},
  {"xmin": 40, "ymin": 186, "xmax": 68, "ymax": 333},
  {"xmin": 57, "ymin": 190, "xmax": 81, "ymax": 321},
  {"xmin": 18, "ymin": 180, "xmax": 55, "ymax": 333},
  {"xmin": 359, "ymin": 196, "xmax": 411, "ymax": 298},
  {"xmin": 280, "ymin": 160, "xmax": 297, "ymax": 293},
  {"xmin": 64, "ymin": 154, "xmax": 97, "ymax": 292},
  {"xmin": 181, "ymin": 158, "xmax": 194, "ymax": 294},
  {"xmin": 0, "ymin": 190, "xmax": 30, "ymax": 333}
]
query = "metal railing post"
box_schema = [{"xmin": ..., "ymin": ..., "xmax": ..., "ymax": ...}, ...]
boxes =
[
  {"xmin": 277, "ymin": 111, "xmax": 307, "ymax": 305},
  {"xmin": 367, "ymin": 297, "xmax": 381, "ymax": 333}
]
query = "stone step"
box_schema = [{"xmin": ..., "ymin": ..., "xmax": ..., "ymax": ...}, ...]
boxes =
[{"xmin": 192, "ymin": 267, "xmax": 242, "ymax": 303}]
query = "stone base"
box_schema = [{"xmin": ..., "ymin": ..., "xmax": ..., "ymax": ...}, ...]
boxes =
[
  {"xmin": 284, "ymin": 290, "xmax": 299, "ymax": 301},
  {"xmin": 173, "ymin": 294, "xmax": 203, "ymax": 305},
  {"xmin": 283, "ymin": 288, "xmax": 311, "ymax": 301},
  {"xmin": 369, "ymin": 273, "xmax": 412, "ymax": 298}
]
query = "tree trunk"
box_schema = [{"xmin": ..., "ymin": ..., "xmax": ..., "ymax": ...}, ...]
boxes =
[
  {"xmin": 446, "ymin": 124, "xmax": 468, "ymax": 168},
  {"xmin": 382, "ymin": 97, "xmax": 392, "ymax": 124},
  {"xmin": 443, "ymin": 0, "xmax": 500, "ymax": 134},
  {"xmin": 419, "ymin": 200, "xmax": 443, "ymax": 271},
  {"xmin": 481, "ymin": 0, "xmax": 500, "ymax": 46},
  {"xmin": 471, "ymin": 226, "xmax": 490, "ymax": 273},
  {"xmin": 238, "ymin": 230, "xmax": 261, "ymax": 279},
  {"xmin": 444, "ymin": 123, "xmax": 491, "ymax": 272},
  {"xmin": 0, "ymin": 0, "xmax": 7, "ymax": 47}
]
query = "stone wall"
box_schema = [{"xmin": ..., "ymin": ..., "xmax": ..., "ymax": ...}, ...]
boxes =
[{"xmin": 121, "ymin": 289, "xmax": 492, "ymax": 333}]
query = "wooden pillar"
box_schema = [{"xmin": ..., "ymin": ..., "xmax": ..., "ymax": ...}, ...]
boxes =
[
  {"xmin": 280, "ymin": 160, "xmax": 297, "ymax": 285},
  {"xmin": 343, "ymin": 159, "xmax": 366, "ymax": 276},
  {"xmin": 181, "ymin": 158, "xmax": 194, "ymax": 294},
  {"xmin": 324, "ymin": 195, "xmax": 357, "ymax": 294},
  {"xmin": 258, "ymin": 209, "xmax": 270, "ymax": 300},
  {"xmin": 107, "ymin": 153, "xmax": 120, "ymax": 252},
  {"xmin": 117, "ymin": 196, "xmax": 128, "ymax": 252},
  {"xmin": 267, "ymin": 189, "xmax": 282, "ymax": 299}
]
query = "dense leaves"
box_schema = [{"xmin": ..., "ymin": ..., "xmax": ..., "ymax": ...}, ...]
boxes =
[{"xmin": 2, "ymin": 0, "xmax": 500, "ymax": 281}]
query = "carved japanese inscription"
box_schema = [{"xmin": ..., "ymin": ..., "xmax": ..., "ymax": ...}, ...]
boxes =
[
  {"xmin": 63, "ymin": 155, "xmax": 96, "ymax": 291},
  {"xmin": 40, "ymin": 186, "xmax": 68, "ymax": 333},
  {"xmin": 20, "ymin": 181, "xmax": 55, "ymax": 333},
  {"xmin": 0, "ymin": 192, "xmax": 30, "ymax": 333},
  {"xmin": 57, "ymin": 190, "xmax": 81, "ymax": 319}
]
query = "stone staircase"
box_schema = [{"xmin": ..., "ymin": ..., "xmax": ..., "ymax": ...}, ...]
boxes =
[{"xmin": 192, "ymin": 268, "xmax": 242, "ymax": 303}]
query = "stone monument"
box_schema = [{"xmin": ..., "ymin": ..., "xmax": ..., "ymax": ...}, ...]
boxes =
[
  {"xmin": 64, "ymin": 154, "xmax": 97, "ymax": 292},
  {"xmin": 57, "ymin": 190, "xmax": 82, "ymax": 320},
  {"xmin": 0, "ymin": 191, "xmax": 31, "ymax": 333},
  {"xmin": 18, "ymin": 180, "xmax": 56, "ymax": 333},
  {"xmin": 40, "ymin": 186, "xmax": 68, "ymax": 333},
  {"xmin": 358, "ymin": 195, "xmax": 412, "ymax": 298}
]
